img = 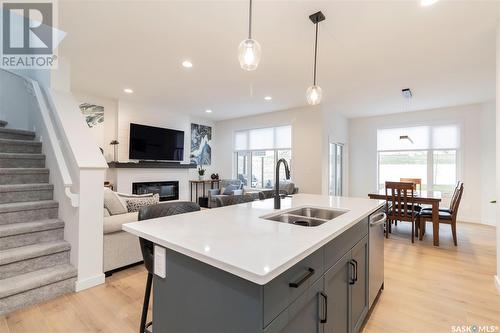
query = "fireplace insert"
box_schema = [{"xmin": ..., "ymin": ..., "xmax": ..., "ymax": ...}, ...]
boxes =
[{"xmin": 132, "ymin": 181, "xmax": 179, "ymax": 202}]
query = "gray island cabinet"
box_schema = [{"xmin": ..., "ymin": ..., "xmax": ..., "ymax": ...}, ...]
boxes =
[{"xmin": 153, "ymin": 218, "xmax": 370, "ymax": 333}]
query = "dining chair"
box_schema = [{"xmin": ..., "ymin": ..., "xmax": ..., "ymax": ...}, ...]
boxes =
[
  {"xmin": 420, "ymin": 181, "xmax": 461, "ymax": 215},
  {"xmin": 384, "ymin": 181, "xmax": 418, "ymax": 243},
  {"xmin": 399, "ymin": 178, "xmax": 423, "ymax": 214},
  {"xmin": 400, "ymin": 178, "xmax": 422, "ymax": 192},
  {"xmin": 418, "ymin": 183, "xmax": 464, "ymax": 246},
  {"xmin": 137, "ymin": 201, "xmax": 201, "ymax": 333}
]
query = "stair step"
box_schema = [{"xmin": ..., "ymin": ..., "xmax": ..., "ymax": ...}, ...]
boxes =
[
  {"xmin": 0, "ymin": 128, "xmax": 35, "ymax": 141},
  {"xmin": 0, "ymin": 153, "xmax": 45, "ymax": 168},
  {"xmin": 0, "ymin": 241, "xmax": 70, "ymax": 279},
  {"xmin": 0, "ymin": 168, "xmax": 49, "ymax": 185},
  {"xmin": 0, "ymin": 138, "xmax": 42, "ymax": 154},
  {"xmin": 0, "ymin": 200, "xmax": 58, "ymax": 225},
  {"xmin": 0, "ymin": 121, "xmax": 7, "ymax": 128},
  {"xmin": 0, "ymin": 219, "xmax": 64, "ymax": 250},
  {"xmin": 0, "ymin": 264, "xmax": 76, "ymax": 315},
  {"xmin": 0, "ymin": 240, "xmax": 70, "ymax": 265},
  {"xmin": 0, "ymin": 183, "xmax": 53, "ymax": 204}
]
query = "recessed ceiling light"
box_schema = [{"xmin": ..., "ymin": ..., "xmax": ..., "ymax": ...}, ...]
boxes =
[
  {"xmin": 182, "ymin": 60, "xmax": 193, "ymax": 68},
  {"xmin": 264, "ymin": 96, "xmax": 272, "ymax": 101},
  {"xmin": 123, "ymin": 88, "xmax": 134, "ymax": 94},
  {"xmin": 421, "ymin": 0, "xmax": 439, "ymax": 6},
  {"xmin": 205, "ymin": 109, "xmax": 212, "ymax": 113}
]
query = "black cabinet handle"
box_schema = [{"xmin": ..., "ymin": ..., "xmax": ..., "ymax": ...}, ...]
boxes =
[
  {"xmin": 352, "ymin": 259, "xmax": 358, "ymax": 282},
  {"xmin": 289, "ymin": 268, "xmax": 315, "ymax": 288},
  {"xmin": 320, "ymin": 292, "xmax": 328, "ymax": 324},
  {"xmin": 349, "ymin": 261, "xmax": 356, "ymax": 285}
]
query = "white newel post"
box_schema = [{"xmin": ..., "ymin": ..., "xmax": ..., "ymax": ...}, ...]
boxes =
[
  {"xmin": 75, "ymin": 168, "xmax": 106, "ymax": 291},
  {"xmin": 496, "ymin": 23, "xmax": 500, "ymax": 292}
]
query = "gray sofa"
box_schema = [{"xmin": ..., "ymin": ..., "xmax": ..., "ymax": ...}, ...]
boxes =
[
  {"xmin": 207, "ymin": 179, "xmax": 243, "ymax": 208},
  {"xmin": 277, "ymin": 181, "xmax": 299, "ymax": 196},
  {"xmin": 208, "ymin": 180, "xmax": 299, "ymax": 207}
]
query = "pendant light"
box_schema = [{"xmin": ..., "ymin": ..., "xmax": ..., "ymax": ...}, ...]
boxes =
[
  {"xmin": 238, "ymin": 0, "xmax": 261, "ymax": 71},
  {"xmin": 306, "ymin": 11, "xmax": 325, "ymax": 105}
]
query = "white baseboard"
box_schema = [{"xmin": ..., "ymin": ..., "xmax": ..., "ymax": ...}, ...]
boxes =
[
  {"xmin": 75, "ymin": 273, "xmax": 105, "ymax": 292},
  {"xmin": 495, "ymin": 275, "xmax": 500, "ymax": 293},
  {"xmin": 458, "ymin": 216, "xmax": 482, "ymax": 224}
]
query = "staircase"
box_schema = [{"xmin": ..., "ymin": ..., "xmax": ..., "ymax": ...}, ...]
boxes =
[{"xmin": 0, "ymin": 121, "xmax": 76, "ymax": 316}]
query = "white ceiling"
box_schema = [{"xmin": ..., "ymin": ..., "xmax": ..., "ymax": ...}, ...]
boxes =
[{"xmin": 59, "ymin": 1, "xmax": 499, "ymax": 121}]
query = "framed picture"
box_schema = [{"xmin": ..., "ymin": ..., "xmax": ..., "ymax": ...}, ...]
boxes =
[{"xmin": 190, "ymin": 123, "xmax": 212, "ymax": 165}]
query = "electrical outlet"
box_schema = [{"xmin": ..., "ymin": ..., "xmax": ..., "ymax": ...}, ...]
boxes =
[{"xmin": 154, "ymin": 245, "xmax": 166, "ymax": 278}]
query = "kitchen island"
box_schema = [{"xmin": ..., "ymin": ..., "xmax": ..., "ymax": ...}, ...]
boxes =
[{"xmin": 123, "ymin": 194, "xmax": 385, "ymax": 333}]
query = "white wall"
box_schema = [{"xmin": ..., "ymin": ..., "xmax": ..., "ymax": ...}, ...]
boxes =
[
  {"xmin": 214, "ymin": 105, "xmax": 328, "ymax": 195},
  {"xmin": 0, "ymin": 70, "xmax": 33, "ymax": 130},
  {"xmin": 72, "ymin": 93, "xmax": 118, "ymax": 162},
  {"xmin": 349, "ymin": 102, "xmax": 495, "ymax": 225},
  {"xmin": 101, "ymin": 101, "xmax": 215, "ymax": 196},
  {"xmin": 495, "ymin": 23, "xmax": 500, "ymax": 290},
  {"xmin": 322, "ymin": 106, "xmax": 350, "ymax": 195},
  {"xmin": 116, "ymin": 101, "xmax": 212, "ymax": 165},
  {"xmin": 480, "ymin": 101, "xmax": 497, "ymax": 226}
]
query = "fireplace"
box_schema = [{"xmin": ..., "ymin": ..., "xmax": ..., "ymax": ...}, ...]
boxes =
[{"xmin": 132, "ymin": 181, "xmax": 179, "ymax": 202}]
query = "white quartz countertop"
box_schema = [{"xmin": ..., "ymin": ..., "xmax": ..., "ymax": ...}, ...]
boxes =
[{"xmin": 123, "ymin": 194, "xmax": 384, "ymax": 285}]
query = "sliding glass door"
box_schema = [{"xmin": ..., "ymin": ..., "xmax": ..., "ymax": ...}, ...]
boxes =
[{"xmin": 329, "ymin": 143, "xmax": 344, "ymax": 196}]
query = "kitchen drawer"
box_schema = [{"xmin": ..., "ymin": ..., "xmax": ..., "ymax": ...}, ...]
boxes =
[
  {"xmin": 263, "ymin": 248, "xmax": 324, "ymax": 327},
  {"xmin": 263, "ymin": 277, "xmax": 324, "ymax": 333},
  {"xmin": 324, "ymin": 218, "xmax": 368, "ymax": 271}
]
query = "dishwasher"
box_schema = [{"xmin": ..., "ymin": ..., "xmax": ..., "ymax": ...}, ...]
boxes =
[{"xmin": 368, "ymin": 208, "xmax": 386, "ymax": 308}]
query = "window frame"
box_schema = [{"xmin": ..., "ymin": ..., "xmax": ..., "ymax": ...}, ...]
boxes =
[
  {"xmin": 376, "ymin": 123, "xmax": 462, "ymax": 194},
  {"xmin": 233, "ymin": 125, "xmax": 292, "ymax": 189},
  {"xmin": 235, "ymin": 149, "xmax": 292, "ymax": 189}
]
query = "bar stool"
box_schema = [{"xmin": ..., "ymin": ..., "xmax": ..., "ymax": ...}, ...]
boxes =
[
  {"xmin": 139, "ymin": 238, "xmax": 154, "ymax": 333},
  {"xmin": 138, "ymin": 201, "xmax": 201, "ymax": 333}
]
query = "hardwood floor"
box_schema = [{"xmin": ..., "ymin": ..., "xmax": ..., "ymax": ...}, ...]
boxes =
[
  {"xmin": 0, "ymin": 266, "xmax": 150, "ymax": 333},
  {"xmin": 364, "ymin": 221, "xmax": 500, "ymax": 333},
  {"xmin": 1, "ymin": 222, "xmax": 499, "ymax": 333}
]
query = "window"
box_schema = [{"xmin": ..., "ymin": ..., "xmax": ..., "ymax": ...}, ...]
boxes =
[
  {"xmin": 377, "ymin": 125, "xmax": 460, "ymax": 193},
  {"xmin": 234, "ymin": 126, "xmax": 292, "ymax": 188}
]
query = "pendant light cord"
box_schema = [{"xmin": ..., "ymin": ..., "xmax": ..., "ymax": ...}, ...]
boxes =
[
  {"xmin": 248, "ymin": 0, "xmax": 253, "ymax": 39},
  {"xmin": 313, "ymin": 22, "xmax": 318, "ymax": 86}
]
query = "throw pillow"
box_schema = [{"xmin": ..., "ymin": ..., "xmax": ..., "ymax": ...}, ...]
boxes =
[
  {"xmin": 223, "ymin": 184, "xmax": 238, "ymax": 195},
  {"xmin": 103, "ymin": 188, "xmax": 128, "ymax": 215},
  {"xmin": 103, "ymin": 207, "xmax": 111, "ymax": 217},
  {"xmin": 126, "ymin": 194, "xmax": 160, "ymax": 212},
  {"xmin": 117, "ymin": 192, "xmax": 154, "ymax": 208}
]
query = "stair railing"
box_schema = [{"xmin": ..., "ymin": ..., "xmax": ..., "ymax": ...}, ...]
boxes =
[{"xmin": 0, "ymin": 68, "xmax": 79, "ymax": 207}]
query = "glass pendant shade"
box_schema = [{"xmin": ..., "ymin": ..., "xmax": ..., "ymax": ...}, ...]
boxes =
[
  {"xmin": 238, "ymin": 39, "xmax": 261, "ymax": 71},
  {"xmin": 306, "ymin": 85, "xmax": 322, "ymax": 105}
]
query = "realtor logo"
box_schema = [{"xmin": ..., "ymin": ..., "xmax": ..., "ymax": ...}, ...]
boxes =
[
  {"xmin": 3, "ymin": 2, "xmax": 52, "ymax": 54},
  {"xmin": 1, "ymin": 1, "xmax": 64, "ymax": 68}
]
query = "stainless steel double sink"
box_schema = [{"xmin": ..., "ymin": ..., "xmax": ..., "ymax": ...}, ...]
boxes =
[{"xmin": 261, "ymin": 206, "xmax": 348, "ymax": 227}]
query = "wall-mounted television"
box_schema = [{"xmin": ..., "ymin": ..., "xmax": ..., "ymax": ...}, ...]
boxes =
[{"xmin": 129, "ymin": 123, "xmax": 184, "ymax": 161}]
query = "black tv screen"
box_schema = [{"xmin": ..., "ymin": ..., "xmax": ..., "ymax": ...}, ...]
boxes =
[{"xmin": 129, "ymin": 123, "xmax": 184, "ymax": 161}]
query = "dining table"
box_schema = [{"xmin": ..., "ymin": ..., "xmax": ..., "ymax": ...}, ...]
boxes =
[{"xmin": 368, "ymin": 189, "xmax": 442, "ymax": 246}]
